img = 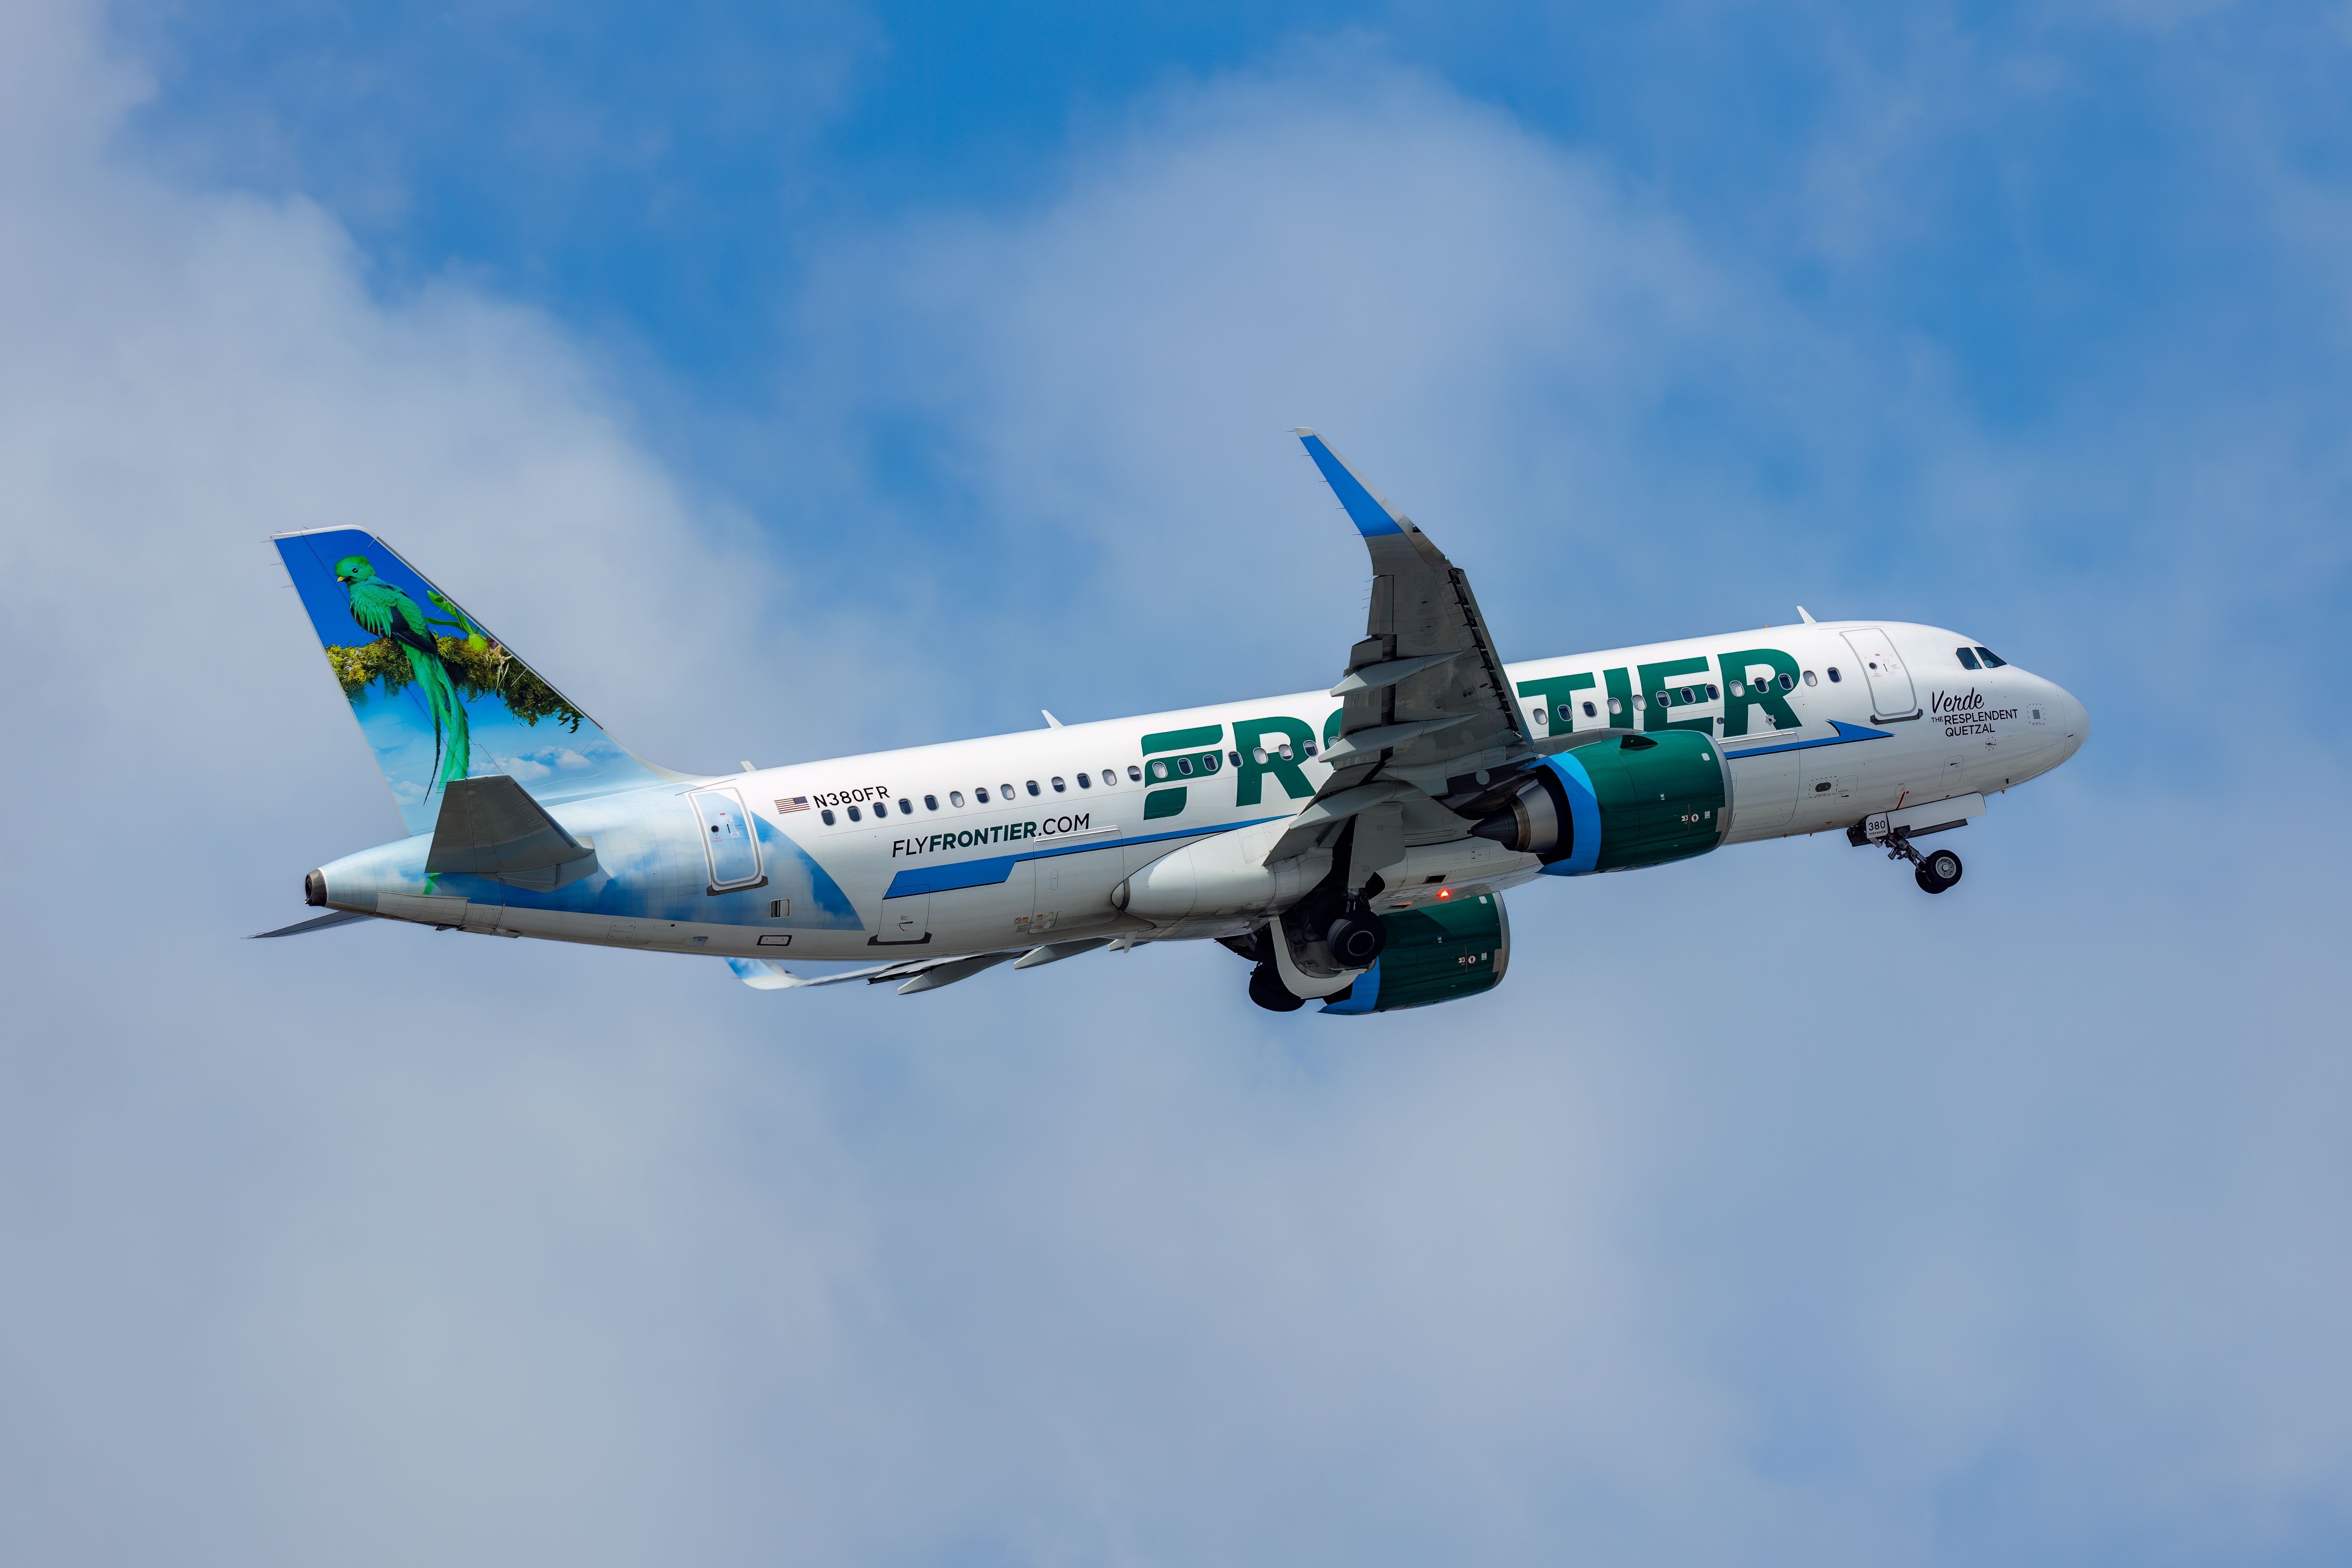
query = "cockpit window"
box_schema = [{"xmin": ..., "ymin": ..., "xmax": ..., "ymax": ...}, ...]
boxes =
[
  {"xmin": 1955, "ymin": 647, "xmax": 1981, "ymax": 670},
  {"xmin": 1974, "ymin": 646, "xmax": 2007, "ymax": 668}
]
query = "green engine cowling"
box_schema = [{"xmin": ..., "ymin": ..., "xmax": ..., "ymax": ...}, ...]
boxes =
[
  {"xmin": 1468, "ymin": 730, "xmax": 1728, "ymax": 875},
  {"xmin": 1321, "ymin": 891, "xmax": 1509, "ymax": 1014}
]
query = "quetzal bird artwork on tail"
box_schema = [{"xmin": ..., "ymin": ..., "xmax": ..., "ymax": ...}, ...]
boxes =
[{"xmin": 335, "ymin": 553, "xmax": 470, "ymax": 793}]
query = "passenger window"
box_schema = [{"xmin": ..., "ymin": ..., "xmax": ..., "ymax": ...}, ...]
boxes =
[
  {"xmin": 1634, "ymin": 695, "xmax": 1649, "ymax": 710},
  {"xmin": 950, "ymin": 791, "xmax": 965, "ymax": 807},
  {"xmin": 1804, "ymin": 671, "xmax": 1817, "ymax": 687},
  {"xmin": 1955, "ymin": 647, "xmax": 1981, "ymax": 670},
  {"xmin": 1556, "ymin": 704, "xmax": 1573, "ymax": 723},
  {"xmin": 1229, "ymin": 750, "xmax": 1242, "ymax": 767},
  {"xmin": 1826, "ymin": 668, "xmax": 1841, "ymax": 683},
  {"xmin": 1976, "ymin": 646, "xmax": 2008, "ymax": 668},
  {"xmin": 1001, "ymin": 784, "xmax": 1014, "ymax": 798},
  {"xmin": 1608, "ymin": 697, "xmax": 1623, "ymax": 714},
  {"xmin": 1706, "ymin": 684, "xmax": 1719, "ymax": 700},
  {"xmin": 1531, "ymin": 704, "xmax": 1547, "ymax": 723},
  {"xmin": 1176, "ymin": 757, "xmax": 1194, "ymax": 776},
  {"xmin": 1151, "ymin": 760, "xmax": 1169, "ymax": 780},
  {"xmin": 1304, "ymin": 740, "xmax": 1317, "ymax": 757},
  {"xmin": 821, "ymin": 809, "xmax": 836, "ymax": 825},
  {"xmin": 1026, "ymin": 780, "xmax": 1040, "ymax": 796},
  {"xmin": 923, "ymin": 794, "xmax": 938, "ymax": 810},
  {"xmin": 1105, "ymin": 763, "xmax": 1119, "ymax": 781},
  {"xmin": 1779, "ymin": 673, "xmax": 1796, "ymax": 690},
  {"xmin": 974, "ymin": 786, "xmax": 989, "ymax": 803},
  {"xmin": 1582, "ymin": 701, "xmax": 1597, "ymax": 718},
  {"xmin": 1127, "ymin": 765, "xmax": 1142, "ymax": 782},
  {"xmin": 847, "ymin": 805, "xmax": 861, "ymax": 821},
  {"xmin": 1251, "ymin": 747, "xmax": 1268, "ymax": 764},
  {"xmin": 1076, "ymin": 773, "xmax": 1091, "ymax": 788},
  {"xmin": 1051, "ymin": 777, "xmax": 1065, "ymax": 792},
  {"xmin": 899, "ymin": 797, "xmax": 913, "ymax": 814}
]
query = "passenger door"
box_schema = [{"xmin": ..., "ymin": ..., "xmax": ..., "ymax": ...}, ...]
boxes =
[
  {"xmin": 1841, "ymin": 628, "xmax": 1920, "ymax": 720},
  {"xmin": 691, "ymin": 788, "xmax": 764, "ymax": 890}
]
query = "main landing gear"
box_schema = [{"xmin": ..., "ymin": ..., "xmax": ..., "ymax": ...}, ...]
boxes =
[{"xmin": 1248, "ymin": 962, "xmax": 1307, "ymax": 1012}]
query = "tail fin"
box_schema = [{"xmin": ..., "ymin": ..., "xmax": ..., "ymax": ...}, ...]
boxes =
[{"xmin": 275, "ymin": 529, "xmax": 675, "ymax": 835}]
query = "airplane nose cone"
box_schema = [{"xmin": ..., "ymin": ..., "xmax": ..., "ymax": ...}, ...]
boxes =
[{"xmin": 2048, "ymin": 681, "xmax": 2090, "ymax": 759}]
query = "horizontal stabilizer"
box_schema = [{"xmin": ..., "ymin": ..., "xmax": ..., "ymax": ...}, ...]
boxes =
[
  {"xmin": 248, "ymin": 909, "xmax": 376, "ymax": 939},
  {"xmin": 425, "ymin": 775, "xmax": 599, "ymax": 892}
]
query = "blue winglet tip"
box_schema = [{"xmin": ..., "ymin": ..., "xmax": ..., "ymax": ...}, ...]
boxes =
[{"xmin": 1293, "ymin": 429, "xmax": 1405, "ymax": 538}]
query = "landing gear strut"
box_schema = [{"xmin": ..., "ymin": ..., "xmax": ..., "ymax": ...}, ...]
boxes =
[{"xmin": 1875, "ymin": 827, "xmax": 1964, "ymax": 894}]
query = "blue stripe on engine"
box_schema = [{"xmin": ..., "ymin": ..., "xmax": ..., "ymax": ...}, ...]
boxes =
[
  {"xmin": 1320, "ymin": 960, "xmax": 1382, "ymax": 1014},
  {"xmin": 1538, "ymin": 754, "xmax": 1602, "ymax": 877},
  {"xmin": 883, "ymin": 816, "xmax": 1289, "ymax": 899}
]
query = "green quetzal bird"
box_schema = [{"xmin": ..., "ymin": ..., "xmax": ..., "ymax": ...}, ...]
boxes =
[{"xmin": 335, "ymin": 554, "xmax": 470, "ymax": 791}]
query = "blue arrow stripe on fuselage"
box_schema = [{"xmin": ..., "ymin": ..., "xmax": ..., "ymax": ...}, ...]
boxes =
[
  {"xmin": 883, "ymin": 815, "xmax": 1291, "ymax": 899},
  {"xmin": 1720, "ymin": 718, "xmax": 1895, "ymax": 758}
]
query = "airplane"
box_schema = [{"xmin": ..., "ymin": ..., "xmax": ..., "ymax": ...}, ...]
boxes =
[{"xmin": 257, "ymin": 430, "xmax": 2088, "ymax": 1014}]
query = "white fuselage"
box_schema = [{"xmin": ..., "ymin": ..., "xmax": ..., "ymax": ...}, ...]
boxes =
[{"xmin": 314, "ymin": 619, "xmax": 2087, "ymax": 962}]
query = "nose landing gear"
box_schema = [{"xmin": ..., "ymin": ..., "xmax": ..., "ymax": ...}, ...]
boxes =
[
  {"xmin": 1874, "ymin": 827, "xmax": 1963, "ymax": 893},
  {"xmin": 1913, "ymin": 847, "xmax": 1962, "ymax": 893}
]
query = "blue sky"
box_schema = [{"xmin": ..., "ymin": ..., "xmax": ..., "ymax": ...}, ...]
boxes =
[{"xmin": 3, "ymin": 1, "xmax": 2350, "ymax": 1564}]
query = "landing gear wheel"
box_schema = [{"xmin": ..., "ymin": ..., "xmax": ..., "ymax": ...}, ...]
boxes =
[
  {"xmin": 1914, "ymin": 848, "xmax": 1963, "ymax": 894},
  {"xmin": 1248, "ymin": 962, "xmax": 1307, "ymax": 1012},
  {"xmin": 1325, "ymin": 909, "xmax": 1387, "ymax": 969}
]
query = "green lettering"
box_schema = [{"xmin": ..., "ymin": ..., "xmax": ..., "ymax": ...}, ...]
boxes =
[
  {"xmin": 1141, "ymin": 724, "xmax": 1222, "ymax": 755},
  {"xmin": 1232, "ymin": 715, "xmax": 1316, "ymax": 806},
  {"xmin": 1637, "ymin": 656, "xmax": 1712, "ymax": 734},
  {"xmin": 1603, "ymin": 667, "xmax": 1635, "ymax": 729},
  {"xmin": 1143, "ymin": 787, "xmax": 1187, "ymax": 819},
  {"xmin": 1515, "ymin": 672, "xmax": 1597, "ymax": 732},
  {"xmin": 1716, "ymin": 648, "xmax": 1801, "ymax": 735}
]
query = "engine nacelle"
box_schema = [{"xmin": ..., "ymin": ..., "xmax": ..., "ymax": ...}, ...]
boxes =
[
  {"xmin": 1113, "ymin": 823, "xmax": 1332, "ymax": 922},
  {"xmin": 1470, "ymin": 732, "xmax": 1728, "ymax": 876},
  {"xmin": 1321, "ymin": 890, "xmax": 1510, "ymax": 1014}
]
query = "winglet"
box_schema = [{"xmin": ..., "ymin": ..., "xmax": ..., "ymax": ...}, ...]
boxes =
[
  {"xmin": 1797, "ymin": 605, "xmax": 1818, "ymax": 623},
  {"xmin": 1293, "ymin": 429, "xmax": 1407, "ymax": 538},
  {"xmin": 1042, "ymin": 710, "xmax": 1065, "ymax": 729}
]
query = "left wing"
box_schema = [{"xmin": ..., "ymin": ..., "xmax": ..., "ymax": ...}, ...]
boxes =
[{"xmin": 1264, "ymin": 432, "xmax": 1531, "ymax": 866}]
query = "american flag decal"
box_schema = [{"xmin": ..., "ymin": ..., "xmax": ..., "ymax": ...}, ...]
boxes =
[{"xmin": 776, "ymin": 796, "xmax": 809, "ymax": 813}]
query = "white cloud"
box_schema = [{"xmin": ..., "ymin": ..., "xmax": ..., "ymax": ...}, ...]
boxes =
[{"xmin": 3, "ymin": 4, "xmax": 2351, "ymax": 1566}]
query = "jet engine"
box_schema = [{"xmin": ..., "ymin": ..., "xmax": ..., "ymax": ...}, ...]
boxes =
[
  {"xmin": 1466, "ymin": 732, "xmax": 1730, "ymax": 875},
  {"xmin": 1321, "ymin": 891, "xmax": 1510, "ymax": 1014}
]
